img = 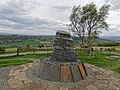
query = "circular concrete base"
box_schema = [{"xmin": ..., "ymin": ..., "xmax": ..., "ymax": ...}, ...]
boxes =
[
  {"xmin": 26, "ymin": 60, "xmax": 95, "ymax": 90},
  {"xmin": 35, "ymin": 59, "xmax": 87, "ymax": 82}
]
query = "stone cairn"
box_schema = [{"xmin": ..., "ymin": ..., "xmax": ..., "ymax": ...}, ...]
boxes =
[{"xmin": 37, "ymin": 30, "xmax": 87, "ymax": 82}]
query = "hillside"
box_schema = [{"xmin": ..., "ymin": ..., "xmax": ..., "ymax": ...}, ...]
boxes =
[
  {"xmin": 100, "ymin": 36, "xmax": 120, "ymax": 42},
  {"xmin": 0, "ymin": 34, "xmax": 119, "ymax": 48}
]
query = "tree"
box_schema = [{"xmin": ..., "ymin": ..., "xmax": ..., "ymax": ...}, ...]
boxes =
[{"xmin": 68, "ymin": 2, "xmax": 110, "ymax": 48}]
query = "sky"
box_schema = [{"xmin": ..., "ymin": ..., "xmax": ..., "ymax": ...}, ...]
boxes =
[{"xmin": 0, "ymin": 0, "xmax": 120, "ymax": 36}]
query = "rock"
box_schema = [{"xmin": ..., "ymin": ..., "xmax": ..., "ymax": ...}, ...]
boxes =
[
  {"xmin": 86, "ymin": 84, "xmax": 98, "ymax": 90},
  {"xmin": 50, "ymin": 30, "xmax": 79, "ymax": 62},
  {"xmin": 47, "ymin": 85, "xmax": 58, "ymax": 90},
  {"xmin": 60, "ymin": 87, "xmax": 69, "ymax": 90},
  {"xmin": 12, "ymin": 69, "xmax": 21, "ymax": 76},
  {"xmin": 9, "ymin": 80, "xmax": 23, "ymax": 88},
  {"xmin": 30, "ymin": 83, "xmax": 47, "ymax": 90}
]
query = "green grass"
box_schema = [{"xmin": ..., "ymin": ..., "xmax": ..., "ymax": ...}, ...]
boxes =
[
  {"xmin": 1, "ymin": 40, "xmax": 40, "ymax": 48},
  {"xmin": 79, "ymin": 51, "xmax": 120, "ymax": 74},
  {"xmin": 19, "ymin": 53, "xmax": 51, "ymax": 59},
  {"xmin": 79, "ymin": 51, "xmax": 120, "ymax": 67},
  {"xmin": 113, "ymin": 67, "xmax": 120, "ymax": 74},
  {"xmin": 0, "ymin": 53, "xmax": 51, "ymax": 68},
  {"xmin": 0, "ymin": 59, "xmax": 33, "ymax": 67},
  {"xmin": 0, "ymin": 47, "xmax": 53, "ymax": 54},
  {"xmin": 0, "ymin": 53, "xmax": 51, "ymax": 60},
  {"xmin": 0, "ymin": 51, "xmax": 120, "ymax": 74}
]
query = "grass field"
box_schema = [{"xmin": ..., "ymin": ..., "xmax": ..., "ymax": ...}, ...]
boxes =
[
  {"xmin": 0, "ymin": 51, "xmax": 120, "ymax": 74},
  {"xmin": 0, "ymin": 59, "xmax": 33, "ymax": 67},
  {"xmin": 1, "ymin": 40, "xmax": 52, "ymax": 48},
  {"xmin": 79, "ymin": 51, "xmax": 120, "ymax": 74},
  {"xmin": 1, "ymin": 40, "xmax": 40, "ymax": 48},
  {"xmin": 0, "ymin": 53, "xmax": 51, "ymax": 67}
]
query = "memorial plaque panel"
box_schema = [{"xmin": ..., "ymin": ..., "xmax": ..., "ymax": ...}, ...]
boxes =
[
  {"xmin": 61, "ymin": 66, "xmax": 73, "ymax": 82},
  {"xmin": 78, "ymin": 64, "xmax": 86, "ymax": 79},
  {"xmin": 82, "ymin": 62, "xmax": 87, "ymax": 76}
]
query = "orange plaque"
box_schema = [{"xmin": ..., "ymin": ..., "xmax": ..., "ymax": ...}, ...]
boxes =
[{"xmin": 78, "ymin": 64, "xmax": 86, "ymax": 79}]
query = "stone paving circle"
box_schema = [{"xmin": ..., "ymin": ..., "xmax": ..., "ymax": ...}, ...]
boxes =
[{"xmin": 4, "ymin": 58, "xmax": 120, "ymax": 90}]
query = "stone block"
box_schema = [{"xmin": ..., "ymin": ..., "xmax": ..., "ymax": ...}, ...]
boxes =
[
  {"xmin": 49, "ymin": 64, "xmax": 61, "ymax": 81},
  {"xmin": 47, "ymin": 85, "xmax": 58, "ymax": 90},
  {"xmin": 61, "ymin": 66, "xmax": 73, "ymax": 82},
  {"xmin": 86, "ymin": 84, "xmax": 98, "ymax": 90},
  {"xmin": 60, "ymin": 87, "xmax": 69, "ymax": 90},
  {"xmin": 71, "ymin": 65, "xmax": 82, "ymax": 82},
  {"xmin": 9, "ymin": 80, "xmax": 23, "ymax": 88},
  {"xmin": 40, "ymin": 63, "xmax": 51, "ymax": 80},
  {"xmin": 30, "ymin": 83, "xmax": 47, "ymax": 90}
]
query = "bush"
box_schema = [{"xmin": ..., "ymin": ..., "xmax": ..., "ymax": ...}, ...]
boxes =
[{"xmin": 0, "ymin": 47, "xmax": 5, "ymax": 53}]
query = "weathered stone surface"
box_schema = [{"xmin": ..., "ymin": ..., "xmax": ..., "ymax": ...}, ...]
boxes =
[
  {"xmin": 47, "ymin": 85, "xmax": 58, "ymax": 90},
  {"xmin": 61, "ymin": 66, "xmax": 73, "ymax": 82},
  {"xmin": 49, "ymin": 64, "xmax": 61, "ymax": 81},
  {"xmin": 50, "ymin": 30, "xmax": 78, "ymax": 62},
  {"xmin": 30, "ymin": 83, "xmax": 47, "ymax": 90},
  {"xmin": 71, "ymin": 65, "xmax": 82, "ymax": 81},
  {"xmin": 40, "ymin": 63, "xmax": 51, "ymax": 80},
  {"xmin": 8, "ymin": 70, "xmax": 14, "ymax": 76},
  {"xmin": 86, "ymin": 84, "xmax": 98, "ymax": 90},
  {"xmin": 36, "ymin": 30, "xmax": 87, "ymax": 82},
  {"xmin": 17, "ymin": 84, "xmax": 30, "ymax": 90},
  {"xmin": 60, "ymin": 87, "xmax": 69, "ymax": 90},
  {"xmin": 14, "ymin": 72, "xmax": 26, "ymax": 80},
  {"xmin": 38, "ymin": 63, "xmax": 47, "ymax": 79},
  {"xmin": 9, "ymin": 80, "xmax": 23, "ymax": 88},
  {"xmin": 12, "ymin": 69, "xmax": 21, "ymax": 76}
]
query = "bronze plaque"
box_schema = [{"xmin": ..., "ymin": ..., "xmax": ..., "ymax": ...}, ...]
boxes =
[{"xmin": 78, "ymin": 64, "xmax": 86, "ymax": 79}]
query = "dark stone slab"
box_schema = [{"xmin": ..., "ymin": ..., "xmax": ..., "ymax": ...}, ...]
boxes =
[
  {"xmin": 71, "ymin": 65, "xmax": 82, "ymax": 81},
  {"xmin": 39, "ymin": 63, "xmax": 48, "ymax": 79},
  {"xmin": 49, "ymin": 64, "xmax": 61, "ymax": 81},
  {"xmin": 38, "ymin": 62, "xmax": 51, "ymax": 81},
  {"xmin": 43, "ymin": 64, "xmax": 51, "ymax": 80}
]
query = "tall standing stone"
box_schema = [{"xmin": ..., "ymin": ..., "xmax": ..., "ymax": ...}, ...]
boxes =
[{"xmin": 50, "ymin": 30, "xmax": 78, "ymax": 62}]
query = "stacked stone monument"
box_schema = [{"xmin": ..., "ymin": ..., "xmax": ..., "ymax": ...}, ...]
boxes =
[{"xmin": 37, "ymin": 30, "xmax": 87, "ymax": 82}]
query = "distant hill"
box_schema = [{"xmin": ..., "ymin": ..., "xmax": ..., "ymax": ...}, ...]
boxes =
[
  {"xmin": 99, "ymin": 36, "xmax": 120, "ymax": 42},
  {"xmin": 0, "ymin": 34, "xmax": 119, "ymax": 48}
]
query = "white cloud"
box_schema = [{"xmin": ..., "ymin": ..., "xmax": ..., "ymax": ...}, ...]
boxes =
[{"xmin": 0, "ymin": 0, "xmax": 119, "ymax": 36}]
